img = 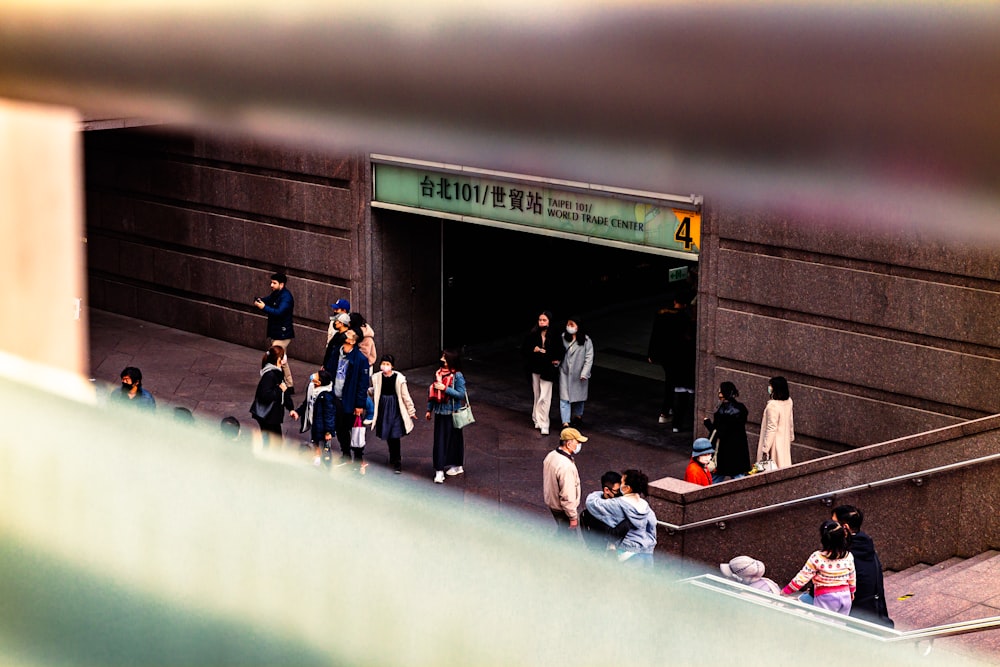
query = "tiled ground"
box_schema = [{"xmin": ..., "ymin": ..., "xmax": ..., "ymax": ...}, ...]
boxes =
[{"xmin": 88, "ymin": 309, "xmax": 692, "ymax": 521}]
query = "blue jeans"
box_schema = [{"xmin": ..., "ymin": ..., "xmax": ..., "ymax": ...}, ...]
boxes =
[
  {"xmin": 559, "ymin": 400, "xmax": 584, "ymax": 424},
  {"xmin": 712, "ymin": 472, "xmax": 746, "ymax": 484}
]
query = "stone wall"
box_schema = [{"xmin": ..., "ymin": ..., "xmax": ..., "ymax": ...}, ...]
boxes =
[
  {"xmin": 698, "ymin": 204, "xmax": 1000, "ymax": 453},
  {"xmin": 84, "ymin": 128, "xmax": 368, "ymax": 367}
]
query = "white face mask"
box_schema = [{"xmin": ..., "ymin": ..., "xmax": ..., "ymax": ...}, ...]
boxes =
[
  {"xmin": 381, "ymin": 364, "xmax": 393, "ymax": 375},
  {"xmin": 573, "ymin": 442, "xmax": 582, "ymax": 455},
  {"xmin": 767, "ymin": 385, "xmax": 773, "ymax": 397},
  {"xmin": 565, "ymin": 326, "xmax": 578, "ymax": 335}
]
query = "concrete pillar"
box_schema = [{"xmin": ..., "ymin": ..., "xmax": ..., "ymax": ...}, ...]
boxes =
[{"xmin": 0, "ymin": 99, "xmax": 87, "ymax": 377}]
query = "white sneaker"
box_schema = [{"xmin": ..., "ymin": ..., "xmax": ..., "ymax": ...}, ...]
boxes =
[
  {"xmin": 433, "ymin": 471, "xmax": 445, "ymax": 483},
  {"xmin": 313, "ymin": 456, "xmax": 321, "ymax": 466},
  {"xmin": 658, "ymin": 414, "xmax": 669, "ymax": 424},
  {"xmin": 446, "ymin": 466, "xmax": 464, "ymax": 476}
]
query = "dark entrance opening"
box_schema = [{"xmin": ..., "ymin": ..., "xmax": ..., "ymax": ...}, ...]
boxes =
[{"xmin": 441, "ymin": 220, "xmax": 695, "ymax": 353}]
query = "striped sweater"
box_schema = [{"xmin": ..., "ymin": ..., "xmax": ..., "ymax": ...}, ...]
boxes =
[{"xmin": 782, "ymin": 550, "xmax": 856, "ymax": 596}]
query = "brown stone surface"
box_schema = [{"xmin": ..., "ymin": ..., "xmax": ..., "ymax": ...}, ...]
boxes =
[
  {"xmin": 87, "ymin": 309, "xmax": 691, "ymax": 528},
  {"xmin": 648, "ymin": 414, "xmax": 1000, "ymax": 583},
  {"xmin": 717, "ymin": 248, "xmax": 1000, "ymax": 348}
]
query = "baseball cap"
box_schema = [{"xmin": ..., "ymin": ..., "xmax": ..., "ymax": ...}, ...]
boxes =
[{"xmin": 559, "ymin": 427, "xmax": 588, "ymax": 442}]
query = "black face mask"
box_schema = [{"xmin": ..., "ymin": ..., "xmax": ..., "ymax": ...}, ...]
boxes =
[
  {"xmin": 614, "ymin": 489, "xmax": 623, "ymax": 497},
  {"xmin": 121, "ymin": 382, "xmax": 132, "ymax": 392},
  {"xmin": 439, "ymin": 359, "xmax": 447, "ymax": 367}
]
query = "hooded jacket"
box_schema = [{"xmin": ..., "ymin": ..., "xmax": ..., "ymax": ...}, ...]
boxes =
[
  {"xmin": 849, "ymin": 531, "xmax": 894, "ymax": 627},
  {"xmin": 584, "ymin": 491, "xmax": 658, "ymax": 555}
]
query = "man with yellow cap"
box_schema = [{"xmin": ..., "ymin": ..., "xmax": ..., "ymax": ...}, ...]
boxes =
[{"xmin": 542, "ymin": 427, "xmax": 588, "ymax": 529}]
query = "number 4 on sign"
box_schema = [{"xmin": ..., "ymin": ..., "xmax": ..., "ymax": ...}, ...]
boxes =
[{"xmin": 672, "ymin": 210, "xmax": 701, "ymax": 252}]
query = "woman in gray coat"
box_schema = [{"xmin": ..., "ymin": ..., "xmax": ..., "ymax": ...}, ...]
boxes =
[{"xmin": 558, "ymin": 316, "xmax": 594, "ymax": 428}]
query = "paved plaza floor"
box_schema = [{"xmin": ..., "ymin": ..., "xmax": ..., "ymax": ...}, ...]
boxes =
[{"xmin": 88, "ymin": 309, "xmax": 693, "ymax": 523}]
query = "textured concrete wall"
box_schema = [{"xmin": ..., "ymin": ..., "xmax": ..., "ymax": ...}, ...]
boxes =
[
  {"xmin": 650, "ymin": 415, "xmax": 1000, "ymax": 585},
  {"xmin": 698, "ymin": 204, "xmax": 1000, "ymax": 454},
  {"xmin": 84, "ymin": 128, "xmax": 369, "ymax": 367}
]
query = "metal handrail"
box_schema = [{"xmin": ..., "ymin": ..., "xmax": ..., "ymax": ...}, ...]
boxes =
[
  {"xmin": 684, "ymin": 574, "xmax": 1000, "ymax": 644},
  {"xmin": 659, "ymin": 451, "xmax": 1000, "ymax": 532}
]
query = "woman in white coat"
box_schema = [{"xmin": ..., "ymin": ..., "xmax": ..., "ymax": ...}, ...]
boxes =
[
  {"xmin": 369, "ymin": 354, "xmax": 416, "ymax": 473},
  {"xmin": 756, "ymin": 375, "xmax": 794, "ymax": 469},
  {"xmin": 559, "ymin": 317, "xmax": 594, "ymax": 429}
]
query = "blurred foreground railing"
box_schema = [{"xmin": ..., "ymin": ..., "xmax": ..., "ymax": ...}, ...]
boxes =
[
  {"xmin": 0, "ymin": 359, "xmax": 966, "ymax": 666},
  {"xmin": 685, "ymin": 575, "xmax": 1000, "ymax": 649}
]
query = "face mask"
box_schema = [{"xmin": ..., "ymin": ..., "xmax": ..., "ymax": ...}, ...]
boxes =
[
  {"xmin": 767, "ymin": 386, "xmax": 773, "ymax": 396},
  {"xmin": 573, "ymin": 442, "xmax": 582, "ymax": 455},
  {"xmin": 439, "ymin": 359, "xmax": 447, "ymax": 367},
  {"xmin": 565, "ymin": 326, "xmax": 577, "ymax": 335},
  {"xmin": 614, "ymin": 488, "xmax": 623, "ymax": 497},
  {"xmin": 698, "ymin": 454, "xmax": 713, "ymax": 465},
  {"xmin": 381, "ymin": 364, "xmax": 392, "ymax": 375},
  {"xmin": 121, "ymin": 382, "xmax": 131, "ymax": 392}
]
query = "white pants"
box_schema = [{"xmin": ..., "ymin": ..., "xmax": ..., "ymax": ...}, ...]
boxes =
[{"xmin": 531, "ymin": 373, "xmax": 553, "ymax": 433}]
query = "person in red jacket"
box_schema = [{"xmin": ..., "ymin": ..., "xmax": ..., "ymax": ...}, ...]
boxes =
[{"xmin": 684, "ymin": 437, "xmax": 714, "ymax": 486}]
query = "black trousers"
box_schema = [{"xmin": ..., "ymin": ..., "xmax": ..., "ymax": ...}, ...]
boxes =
[
  {"xmin": 386, "ymin": 437, "xmax": 401, "ymax": 465},
  {"xmin": 334, "ymin": 403, "xmax": 356, "ymax": 457},
  {"xmin": 672, "ymin": 389, "xmax": 694, "ymax": 431}
]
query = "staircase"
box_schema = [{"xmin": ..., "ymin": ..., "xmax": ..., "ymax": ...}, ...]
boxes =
[{"xmin": 885, "ymin": 551, "xmax": 1000, "ymax": 662}]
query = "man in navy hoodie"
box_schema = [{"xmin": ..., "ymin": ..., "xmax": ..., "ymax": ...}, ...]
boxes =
[{"xmin": 833, "ymin": 505, "xmax": 894, "ymax": 627}]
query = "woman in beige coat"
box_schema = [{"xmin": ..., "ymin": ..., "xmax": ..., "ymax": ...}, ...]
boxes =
[
  {"xmin": 756, "ymin": 376, "xmax": 794, "ymax": 469},
  {"xmin": 370, "ymin": 354, "xmax": 416, "ymax": 473}
]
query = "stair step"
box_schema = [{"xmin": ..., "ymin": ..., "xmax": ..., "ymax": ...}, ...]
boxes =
[
  {"xmin": 902, "ymin": 550, "xmax": 1000, "ymax": 595},
  {"xmin": 897, "ymin": 557, "xmax": 964, "ymax": 586},
  {"xmin": 883, "ymin": 562, "xmax": 930, "ymax": 588}
]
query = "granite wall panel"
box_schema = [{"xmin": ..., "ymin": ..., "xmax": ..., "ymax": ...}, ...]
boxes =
[
  {"xmin": 97, "ymin": 128, "xmax": 355, "ymax": 182},
  {"xmin": 717, "ymin": 249, "xmax": 1000, "ymax": 348},
  {"xmin": 84, "ymin": 128, "xmax": 379, "ymax": 365},
  {"xmin": 87, "ymin": 153, "xmax": 354, "ymax": 229},
  {"xmin": 713, "ymin": 368, "xmax": 963, "ymax": 449},
  {"xmin": 716, "ymin": 212, "xmax": 1000, "ymax": 282},
  {"xmin": 714, "ymin": 309, "xmax": 1000, "ymax": 414}
]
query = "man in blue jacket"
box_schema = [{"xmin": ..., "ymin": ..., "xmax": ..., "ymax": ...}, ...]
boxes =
[
  {"xmin": 254, "ymin": 272, "xmax": 295, "ymax": 391},
  {"xmin": 331, "ymin": 329, "xmax": 370, "ymax": 467}
]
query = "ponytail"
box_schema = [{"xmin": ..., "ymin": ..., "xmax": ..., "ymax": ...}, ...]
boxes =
[{"xmin": 819, "ymin": 519, "xmax": 851, "ymax": 559}]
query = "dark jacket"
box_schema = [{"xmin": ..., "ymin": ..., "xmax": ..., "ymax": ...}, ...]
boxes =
[
  {"xmin": 297, "ymin": 388, "xmax": 336, "ymax": 443},
  {"xmin": 261, "ymin": 287, "xmax": 295, "ymax": 340},
  {"xmin": 849, "ymin": 531, "xmax": 894, "ymax": 627},
  {"xmin": 648, "ymin": 306, "xmax": 695, "ymax": 387},
  {"xmin": 333, "ymin": 345, "xmax": 370, "ymax": 414},
  {"xmin": 109, "ymin": 386, "xmax": 156, "ymax": 411},
  {"xmin": 521, "ymin": 329, "xmax": 562, "ymax": 382},
  {"xmin": 251, "ymin": 367, "xmax": 294, "ymax": 426},
  {"xmin": 322, "ymin": 330, "xmax": 347, "ymax": 376},
  {"xmin": 704, "ymin": 399, "xmax": 752, "ymax": 477}
]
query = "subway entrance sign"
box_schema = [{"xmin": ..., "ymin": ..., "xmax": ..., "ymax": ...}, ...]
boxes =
[{"xmin": 372, "ymin": 156, "xmax": 701, "ymax": 259}]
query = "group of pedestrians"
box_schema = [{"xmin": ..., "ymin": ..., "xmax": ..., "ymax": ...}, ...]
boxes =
[
  {"xmin": 541, "ymin": 426, "xmax": 658, "ymax": 567},
  {"xmin": 684, "ymin": 376, "xmax": 796, "ymax": 485},
  {"xmin": 248, "ymin": 272, "xmax": 473, "ymax": 481},
  {"xmin": 719, "ymin": 505, "xmax": 893, "ymax": 626},
  {"xmin": 521, "ymin": 311, "xmax": 594, "ymax": 436}
]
